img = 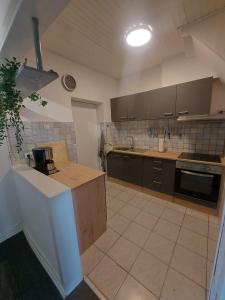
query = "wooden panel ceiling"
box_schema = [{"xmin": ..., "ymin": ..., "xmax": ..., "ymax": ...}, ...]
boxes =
[{"xmin": 42, "ymin": 0, "xmax": 225, "ymax": 78}]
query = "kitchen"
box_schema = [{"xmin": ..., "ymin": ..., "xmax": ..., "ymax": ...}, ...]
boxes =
[{"xmin": 1, "ymin": 1, "xmax": 225, "ymax": 300}]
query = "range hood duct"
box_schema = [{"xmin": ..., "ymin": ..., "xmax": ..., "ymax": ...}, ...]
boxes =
[
  {"xmin": 177, "ymin": 112, "xmax": 225, "ymax": 122},
  {"xmin": 16, "ymin": 17, "xmax": 59, "ymax": 98}
]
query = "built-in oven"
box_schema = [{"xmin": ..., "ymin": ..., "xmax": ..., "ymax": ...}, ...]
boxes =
[{"xmin": 175, "ymin": 161, "xmax": 223, "ymax": 207}]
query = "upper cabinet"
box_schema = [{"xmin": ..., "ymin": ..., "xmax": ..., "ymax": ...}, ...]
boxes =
[
  {"xmin": 176, "ymin": 77, "xmax": 213, "ymax": 117},
  {"xmin": 147, "ymin": 85, "xmax": 176, "ymax": 119},
  {"xmin": 111, "ymin": 77, "xmax": 213, "ymax": 122}
]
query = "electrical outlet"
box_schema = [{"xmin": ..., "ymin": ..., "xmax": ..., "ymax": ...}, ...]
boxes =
[{"xmin": 25, "ymin": 152, "xmax": 33, "ymax": 159}]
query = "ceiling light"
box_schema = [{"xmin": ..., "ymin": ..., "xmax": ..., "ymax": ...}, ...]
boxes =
[{"xmin": 125, "ymin": 24, "xmax": 152, "ymax": 47}]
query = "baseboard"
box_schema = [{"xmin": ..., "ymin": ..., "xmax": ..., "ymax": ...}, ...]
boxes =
[
  {"xmin": 84, "ymin": 276, "xmax": 106, "ymax": 300},
  {"xmin": 0, "ymin": 223, "xmax": 22, "ymax": 243},
  {"xmin": 23, "ymin": 228, "xmax": 66, "ymax": 298}
]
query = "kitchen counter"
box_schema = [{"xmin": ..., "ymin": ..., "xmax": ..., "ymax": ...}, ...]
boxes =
[
  {"xmin": 49, "ymin": 161, "xmax": 105, "ymax": 189},
  {"xmin": 112, "ymin": 149, "xmax": 225, "ymax": 167}
]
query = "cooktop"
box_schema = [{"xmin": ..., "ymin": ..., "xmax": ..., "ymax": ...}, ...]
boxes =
[{"xmin": 179, "ymin": 152, "xmax": 221, "ymax": 163}]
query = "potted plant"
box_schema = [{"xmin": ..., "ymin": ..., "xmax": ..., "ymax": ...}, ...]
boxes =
[{"xmin": 0, "ymin": 57, "xmax": 47, "ymax": 152}]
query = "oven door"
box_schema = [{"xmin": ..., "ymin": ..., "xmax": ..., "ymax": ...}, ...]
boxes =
[{"xmin": 175, "ymin": 168, "xmax": 220, "ymax": 205}]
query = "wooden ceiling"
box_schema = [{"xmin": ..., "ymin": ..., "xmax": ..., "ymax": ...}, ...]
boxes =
[{"xmin": 42, "ymin": 0, "xmax": 225, "ymax": 78}]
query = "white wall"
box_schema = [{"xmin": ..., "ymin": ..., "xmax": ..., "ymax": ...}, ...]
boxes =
[
  {"xmin": 25, "ymin": 49, "xmax": 119, "ymax": 122},
  {"xmin": 0, "ymin": 140, "xmax": 22, "ymax": 242}
]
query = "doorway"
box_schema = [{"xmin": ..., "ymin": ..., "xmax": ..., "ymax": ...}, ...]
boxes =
[{"xmin": 71, "ymin": 100, "xmax": 100, "ymax": 170}]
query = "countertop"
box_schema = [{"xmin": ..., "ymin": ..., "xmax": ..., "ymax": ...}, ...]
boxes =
[
  {"xmin": 111, "ymin": 149, "xmax": 225, "ymax": 167},
  {"xmin": 50, "ymin": 161, "xmax": 105, "ymax": 189}
]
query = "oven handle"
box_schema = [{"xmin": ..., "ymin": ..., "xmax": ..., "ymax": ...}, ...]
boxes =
[{"xmin": 181, "ymin": 170, "xmax": 214, "ymax": 178}]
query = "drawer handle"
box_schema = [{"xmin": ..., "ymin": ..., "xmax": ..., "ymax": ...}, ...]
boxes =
[
  {"xmin": 154, "ymin": 167, "xmax": 162, "ymax": 171},
  {"xmin": 120, "ymin": 116, "xmax": 127, "ymax": 119},
  {"xmin": 128, "ymin": 116, "xmax": 136, "ymax": 120},
  {"xmin": 178, "ymin": 111, "xmax": 189, "ymax": 115},
  {"xmin": 163, "ymin": 112, "xmax": 173, "ymax": 117},
  {"xmin": 153, "ymin": 180, "xmax": 162, "ymax": 185},
  {"xmin": 153, "ymin": 160, "xmax": 162, "ymax": 164}
]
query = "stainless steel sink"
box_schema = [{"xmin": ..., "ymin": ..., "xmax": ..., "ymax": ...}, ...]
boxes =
[{"xmin": 115, "ymin": 147, "xmax": 147, "ymax": 153}]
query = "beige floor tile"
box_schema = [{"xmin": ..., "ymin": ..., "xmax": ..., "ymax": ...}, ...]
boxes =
[
  {"xmin": 207, "ymin": 260, "xmax": 213, "ymax": 290},
  {"xmin": 150, "ymin": 196, "xmax": 168, "ymax": 207},
  {"xmin": 178, "ymin": 228, "xmax": 207, "ymax": 257},
  {"xmin": 123, "ymin": 222, "xmax": 150, "ymax": 247},
  {"xmin": 154, "ymin": 219, "xmax": 180, "ymax": 242},
  {"xmin": 161, "ymin": 208, "xmax": 184, "ymax": 225},
  {"xmin": 107, "ymin": 208, "xmax": 115, "ymax": 220},
  {"xmin": 130, "ymin": 250, "xmax": 168, "ymax": 297},
  {"xmin": 129, "ymin": 196, "xmax": 148, "ymax": 209},
  {"xmin": 107, "ymin": 187, "xmax": 121, "ymax": 198},
  {"xmin": 115, "ymin": 275, "xmax": 158, "ymax": 300},
  {"xmin": 107, "ymin": 214, "xmax": 130, "ymax": 234},
  {"xmin": 166, "ymin": 202, "xmax": 186, "ymax": 213},
  {"xmin": 108, "ymin": 237, "xmax": 140, "ymax": 271},
  {"xmin": 186, "ymin": 208, "xmax": 209, "ymax": 221},
  {"xmin": 144, "ymin": 232, "xmax": 175, "ymax": 264},
  {"xmin": 182, "ymin": 215, "xmax": 208, "ymax": 237},
  {"xmin": 135, "ymin": 211, "xmax": 158, "ymax": 230},
  {"xmin": 106, "ymin": 195, "xmax": 114, "ymax": 204},
  {"xmin": 136, "ymin": 191, "xmax": 153, "ymax": 201},
  {"xmin": 208, "ymin": 224, "xmax": 219, "ymax": 241},
  {"xmin": 107, "ymin": 198, "xmax": 126, "ymax": 212},
  {"xmin": 95, "ymin": 228, "xmax": 119, "ymax": 253},
  {"xmin": 171, "ymin": 245, "xmax": 206, "ymax": 287},
  {"xmin": 161, "ymin": 268, "xmax": 206, "ymax": 300},
  {"xmin": 116, "ymin": 190, "xmax": 136, "ymax": 202},
  {"xmin": 89, "ymin": 256, "xmax": 127, "ymax": 300},
  {"xmin": 208, "ymin": 238, "xmax": 217, "ymax": 262},
  {"xmin": 119, "ymin": 204, "xmax": 141, "ymax": 220},
  {"xmin": 81, "ymin": 245, "xmax": 104, "ymax": 275},
  {"xmin": 144, "ymin": 201, "xmax": 165, "ymax": 217}
]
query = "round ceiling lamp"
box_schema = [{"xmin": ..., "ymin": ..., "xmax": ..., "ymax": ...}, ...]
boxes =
[{"xmin": 125, "ymin": 24, "xmax": 152, "ymax": 47}]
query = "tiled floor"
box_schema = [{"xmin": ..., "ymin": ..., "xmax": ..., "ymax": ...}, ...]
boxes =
[{"xmin": 82, "ymin": 180, "xmax": 220, "ymax": 300}]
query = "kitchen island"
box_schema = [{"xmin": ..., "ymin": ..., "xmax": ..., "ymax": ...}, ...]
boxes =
[{"xmin": 50, "ymin": 161, "xmax": 107, "ymax": 254}]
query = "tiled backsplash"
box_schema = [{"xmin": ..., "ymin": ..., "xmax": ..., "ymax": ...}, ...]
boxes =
[
  {"xmin": 105, "ymin": 119, "xmax": 225, "ymax": 155},
  {"xmin": 7, "ymin": 122, "xmax": 77, "ymax": 162}
]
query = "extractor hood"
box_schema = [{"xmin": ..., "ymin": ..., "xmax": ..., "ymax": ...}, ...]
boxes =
[
  {"xmin": 16, "ymin": 17, "xmax": 59, "ymax": 98},
  {"xmin": 177, "ymin": 112, "xmax": 225, "ymax": 122}
]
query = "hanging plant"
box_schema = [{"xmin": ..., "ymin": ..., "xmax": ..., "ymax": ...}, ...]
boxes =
[{"xmin": 0, "ymin": 57, "xmax": 48, "ymax": 152}]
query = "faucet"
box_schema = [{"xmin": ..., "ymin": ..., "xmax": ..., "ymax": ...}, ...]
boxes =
[{"xmin": 127, "ymin": 136, "xmax": 134, "ymax": 150}]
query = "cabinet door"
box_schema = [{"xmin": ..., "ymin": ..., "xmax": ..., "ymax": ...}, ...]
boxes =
[
  {"xmin": 176, "ymin": 77, "xmax": 212, "ymax": 117},
  {"xmin": 142, "ymin": 157, "xmax": 154, "ymax": 189},
  {"xmin": 107, "ymin": 153, "xmax": 127, "ymax": 180},
  {"xmin": 148, "ymin": 85, "xmax": 176, "ymax": 119},
  {"xmin": 111, "ymin": 97, "xmax": 128, "ymax": 122},
  {"xmin": 161, "ymin": 160, "xmax": 176, "ymax": 195},
  {"xmin": 126, "ymin": 155, "xmax": 143, "ymax": 185},
  {"xmin": 127, "ymin": 92, "xmax": 149, "ymax": 120}
]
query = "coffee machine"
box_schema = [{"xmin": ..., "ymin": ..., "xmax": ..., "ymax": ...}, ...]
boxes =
[{"xmin": 32, "ymin": 147, "xmax": 58, "ymax": 175}]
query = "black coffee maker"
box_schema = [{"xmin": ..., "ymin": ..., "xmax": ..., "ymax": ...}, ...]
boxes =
[{"xmin": 32, "ymin": 147, "xmax": 58, "ymax": 175}]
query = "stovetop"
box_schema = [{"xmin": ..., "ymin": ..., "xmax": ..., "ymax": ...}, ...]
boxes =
[{"xmin": 179, "ymin": 152, "xmax": 221, "ymax": 163}]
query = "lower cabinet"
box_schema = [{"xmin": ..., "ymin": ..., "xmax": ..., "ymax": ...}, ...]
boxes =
[
  {"xmin": 107, "ymin": 152, "xmax": 176, "ymax": 196},
  {"xmin": 107, "ymin": 152, "xmax": 142, "ymax": 185}
]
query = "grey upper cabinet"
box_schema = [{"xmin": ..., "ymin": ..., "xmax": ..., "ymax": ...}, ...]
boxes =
[
  {"xmin": 111, "ymin": 97, "xmax": 128, "ymax": 122},
  {"xmin": 128, "ymin": 91, "xmax": 149, "ymax": 120},
  {"xmin": 176, "ymin": 77, "xmax": 213, "ymax": 117},
  {"xmin": 148, "ymin": 85, "xmax": 176, "ymax": 119}
]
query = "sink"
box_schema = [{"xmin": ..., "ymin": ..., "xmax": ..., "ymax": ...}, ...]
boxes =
[
  {"xmin": 115, "ymin": 147, "xmax": 147, "ymax": 153},
  {"xmin": 115, "ymin": 147, "xmax": 132, "ymax": 151}
]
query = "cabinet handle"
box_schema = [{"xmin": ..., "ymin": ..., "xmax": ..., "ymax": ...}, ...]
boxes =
[
  {"xmin": 153, "ymin": 180, "xmax": 162, "ymax": 185},
  {"xmin": 154, "ymin": 167, "xmax": 162, "ymax": 171},
  {"xmin": 163, "ymin": 112, "xmax": 173, "ymax": 117},
  {"xmin": 178, "ymin": 111, "xmax": 189, "ymax": 115},
  {"xmin": 120, "ymin": 116, "xmax": 127, "ymax": 119},
  {"xmin": 128, "ymin": 116, "xmax": 136, "ymax": 120},
  {"xmin": 153, "ymin": 160, "xmax": 162, "ymax": 164}
]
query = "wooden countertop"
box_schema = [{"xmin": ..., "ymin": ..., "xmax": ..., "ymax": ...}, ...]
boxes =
[
  {"xmin": 50, "ymin": 161, "xmax": 105, "ymax": 189},
  {"xmin": 112, "ymin": 149, "xmax": 225, "ymax": 167}
]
